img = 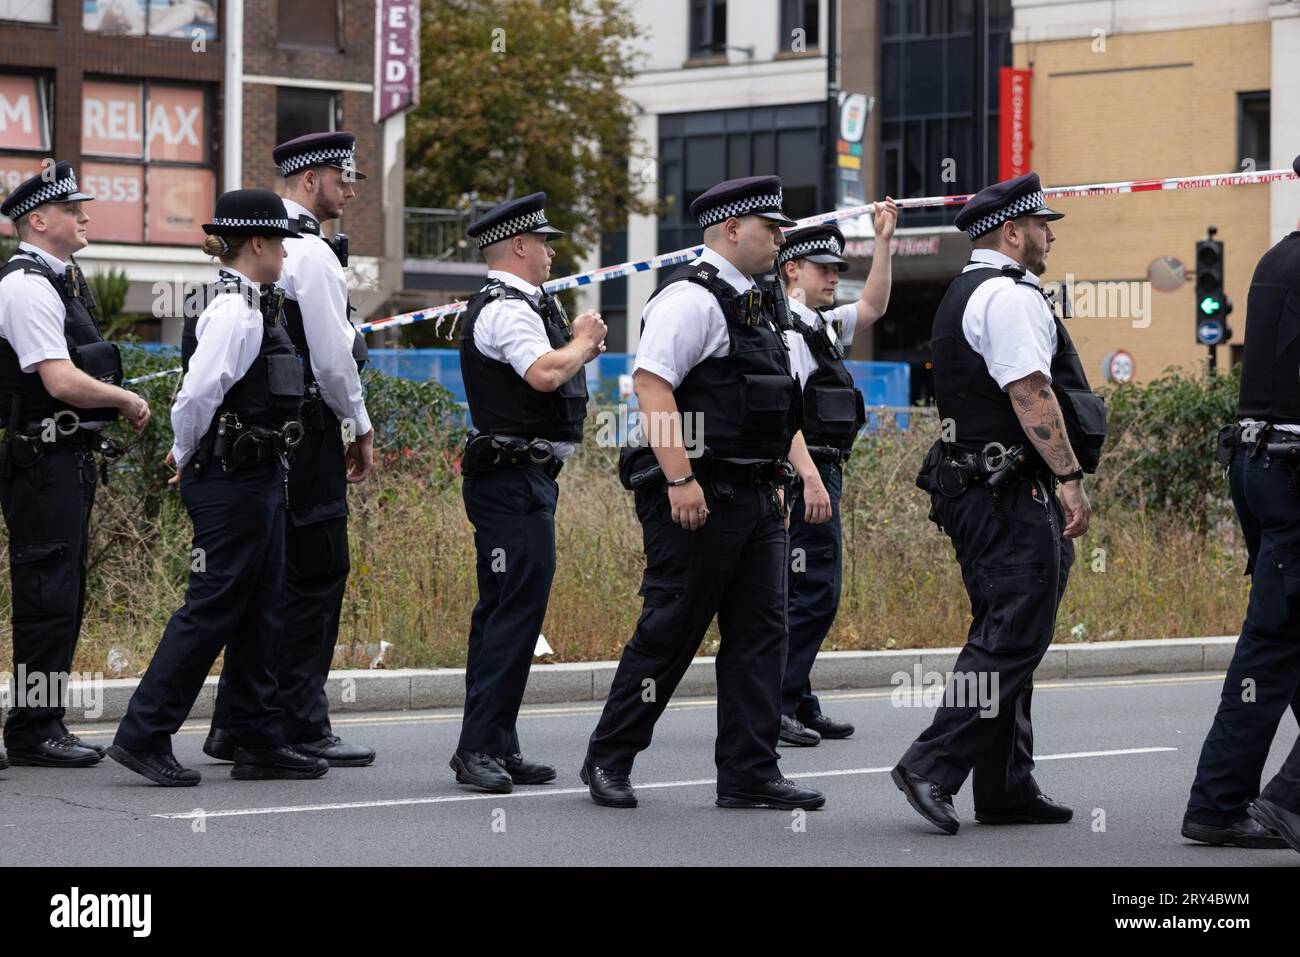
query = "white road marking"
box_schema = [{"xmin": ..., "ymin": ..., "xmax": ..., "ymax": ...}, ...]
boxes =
[{"xmin": 152, "ymin": 746, "xmax": 1177, "ymax": 821}]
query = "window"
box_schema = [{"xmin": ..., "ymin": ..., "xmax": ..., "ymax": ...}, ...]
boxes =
[
  {"xmin": 278, "ymin": 0, "xmax": 341, "ymax": 51},
  {"xmin": 82, "ymin": 0, "xmax": 218, "ymax": 40},
  {"xmin": 689, "ymin": 0, "xmax": 726, "ymax": 58},
  {"xmin": 780, "ymin": 0, "xmax": 819, "ymax": 52},
  {"xmin": 276, "ymin": 88, "xmax": 339, "ymax": 147},
  {"xmin": 1238, "ymin": 91, "xmax": 1270, "ymax": 171},
  {"xmin": 0, "ymin": 72, "xmax": 53, "ymax": 236},
  {"xmin": 656, "ymin": 103, "xmax": 825, "ymax": 263},
  {"xmin": 0, "ymin": 0, "xmax": 52, "ymax": 23},
  {"xmin": 80, "ymin": 79, "xmax": 215, "ymax": 245}
]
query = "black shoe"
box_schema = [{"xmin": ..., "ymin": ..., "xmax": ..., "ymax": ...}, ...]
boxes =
[
  {"xmin": 802, "ymin": 712, "xmax": 854, "ymax": 739},
  {"xmin": 450, "ymin": 749, "xmax": 512, "ymax": 793},
  {"xmin": 7, "ymin": 736, "xmax": 102, "ymax": 768},
  {"xmin": 59, "ymin": 732, "xmax": 106, "ymax": 758},
  {"xmin": 501, "ymin": 753, "xmax": 555, "ymax": 785},
  {"xmin": 717, "ymin": 776, "xmax": 826, "ymax": 810},
  {"xmin": 1247, "ymin": 798, "xmax": 1300, "ymax": 855},
  {"xmin": 976, "ymin": 793, "xmax": 1073, "ymax": 825},
  {"xmin": 580, "ymin": 759, "xmax": 637, "ymax": 808},
  {"xmin": 106, "ymin": 745, "xmax": 201, "ymax": 787},
  {"xmin": 295, "ymin": 735, "xmax": 376, "ymax": 768},
  {"xmin": 892, "ymin": 765, "xmax": 960, "ymax": 834},
  {"xmin": 1182, "ymin": 815, "xmax": 1288, "ymax": 849},
  {"xmin": 778, "ymin": 715, "xmax": 820, "ymax": 747},
  {"xmin": 231, "ymin": 745, "xmax": 329, "ymax": 780},
  {"xmin": 203, "ymin": 728, "xmax": 236, "ymax": 762}
]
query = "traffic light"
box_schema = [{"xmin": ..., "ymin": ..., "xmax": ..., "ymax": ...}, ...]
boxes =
[{"xmin": 1195, "ymin": 227, "xmax": 1232, "ymax": 347}]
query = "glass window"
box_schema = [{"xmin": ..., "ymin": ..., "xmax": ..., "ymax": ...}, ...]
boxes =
[
  {"xmin": 689, "ymin": 0, "xmax": 726, "ymax": 58},
  {"xmin": 278, "ymin": 0, "xmax": 339, "ymax": 50},
  {"xmin": 0, "ymin": 74, "xmax": 52, "ymax": 153},
  {"xmin": 276, "ymin": 88, "xmax": 338, "ymax": 146},
  {"xmin": 82, "ymin": 0, "xmax": 218, "ymax": 40},
  {"xmin": 80, "ymin": 79, "xmax": 214, "ymax": 245},
  {"xmin": 1238, "ymin": 92, "xmax": 1270, "ymax": 170},
  {"xmin": 780, "ymin": 0, "xmax": 819, "ymax": 51},
  {"xmin": 0, "ymin": 0, "xmax": 52, "ymax": 22}
]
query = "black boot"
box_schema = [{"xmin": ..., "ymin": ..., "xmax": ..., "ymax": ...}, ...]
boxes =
[
  {"xmin": 106, "ymin": 745, "xmax": 201, "ymax": 787},
  {"xmin": 295, "ymin": 735, "xmax": 376, "ymax": 768},
  {"xmin": 450, "ymin": 749, "xmax": 512, "ymax": 793},
  {"xmin": 580, "ymin": 759, "xmax": 637, "ymax": 808},
  {"xmin": 231, "ymin": 745, "xmax": 329, "ymax": 780},
  {"xmin": 892, "ymin": 765, "xmax": 960, "ymax": 834}
]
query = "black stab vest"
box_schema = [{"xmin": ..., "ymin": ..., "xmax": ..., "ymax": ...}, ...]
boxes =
[
  {"xmin": 459, "ymin": 279, "xmax": 588, "ymax": 442},
  {"xmin": 180, "ymin": 274, "xmax": 304, "ymax": 454},
  {"xmin": 794, "ymin": 307, "xmax": 866, "ymax": 452},
  {"xmin": 647, "ymin": 260, "xmax": 800, "ymax": 460},
  {"xmin": 0, "ymin": 251, "xmax": 120, "ymax": 426},
  {"xmin": 931, "ymin": 264, "xmax": 1108, "ymax": 473},
  {"xmin": 1237, "ymin": 232, "xmax": 1300, "ymax": 425}
]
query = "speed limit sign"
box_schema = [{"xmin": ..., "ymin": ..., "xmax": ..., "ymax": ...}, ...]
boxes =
[{"xmin": 1103, "ymin": 350, "xmax": 1135, "ymax": 384}]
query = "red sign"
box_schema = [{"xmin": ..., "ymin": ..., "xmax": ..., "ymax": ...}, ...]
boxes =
[
  {"xmin": 0, "ymin": 75, "xmax": 50, "ymax": 151},
  {"xmin": 999, "ymin": 67, "xmax": 1032, "ymax": 180},
  {"xmin": 147, "ymin": 166, "xmax": 213, "ymax": 245},
  {"xmin": 374, "ymin": 0, "xmax": 420, "ymax": 123},
  {"xmin": 81, "ymin": 161, "xmax": 145, "ymax": 243},
  {"xmin": 83, "ymin": 81, "xmax": 145, "ymax": 158}
]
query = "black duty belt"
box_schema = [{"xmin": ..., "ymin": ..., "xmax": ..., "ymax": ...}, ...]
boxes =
[
  {"xmin": 195, "ymin": 412, "xmax": 304, "ymax": 476},
  {"xmin": 805, "ymin": 445, "xmax": 851, "ymax": 466},
  {"xmin": 1217, "ymin": 422, "xmax": 1300, "ymax": 462},
  {"xmin": 461, "ymin": 431, "xmax": 564, "ymax": 480},
  {"xmin": 932, "ymin": 442, "xmax": 1053, "ymax": 498},
  {"xmin": 696, "ymin": 458, "xmax": 796, "ymax": 487}
]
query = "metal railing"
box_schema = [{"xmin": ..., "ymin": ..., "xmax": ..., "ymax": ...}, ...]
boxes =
[{"xmin": 404, "ymin": 201, "xmax": 497, "ymax": 262}]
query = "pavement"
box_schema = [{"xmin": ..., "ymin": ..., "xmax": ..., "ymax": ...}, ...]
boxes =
[{"xmin": 3, "ymin": 669, "xmax": 1299, "ymax": 867}]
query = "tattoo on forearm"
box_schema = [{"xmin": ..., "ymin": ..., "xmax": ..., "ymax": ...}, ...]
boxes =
[{"xmin": 1007, "ymin": 373, "xmax": 1079, "ymax": 474}]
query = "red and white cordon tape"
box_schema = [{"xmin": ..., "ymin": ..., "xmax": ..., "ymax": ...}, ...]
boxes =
[{"xmin": 123, "ymin": 167, "xmax": 1299, "ymax": 385}]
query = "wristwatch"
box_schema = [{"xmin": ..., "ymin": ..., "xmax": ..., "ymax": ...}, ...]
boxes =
[{"xmin": 1055, "ymin": 467, "xmax": 1085, "ymax": 483}]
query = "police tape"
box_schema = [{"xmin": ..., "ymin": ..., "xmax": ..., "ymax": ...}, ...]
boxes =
[{"xmin": 122, "ymin": 166, "xmax": 1300, "ymax": 387}]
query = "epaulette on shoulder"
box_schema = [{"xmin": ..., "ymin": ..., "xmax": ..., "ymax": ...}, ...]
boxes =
[
  {"xmin": 1000, "ymin": 264, "xmax": 1027, "ymax": 280},
  {"xmin": 688, "ymin": 261, "xmax": 720, "ymax": 285}
]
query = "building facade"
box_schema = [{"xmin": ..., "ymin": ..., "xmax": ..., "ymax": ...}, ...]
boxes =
[{"xmin": 0, "ymin": 0, "xmax": 414, "ymax": 341}]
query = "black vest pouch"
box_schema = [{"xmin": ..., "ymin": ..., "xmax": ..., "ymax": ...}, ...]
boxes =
[
  {"xmin": 812, "ymin": 387, "xmax": 861, "ymax": 439},
  {"xmin": 1054, "ymin": 386, "xmax": 1107, "ymax": 473},
  {"xmin": 352, "ymin": 327, "xmax": 369, "ymax": 372},
  {"xmin": 72, "ymin": 339, "xmax": 123, "ymax": 386},
  {"xmin": 742, "ymin": 373, "xmax": 798, "ymax": 439},
  {"xmin": 266, "ymin": 353, "xmax": 307, "ymax": 402}
]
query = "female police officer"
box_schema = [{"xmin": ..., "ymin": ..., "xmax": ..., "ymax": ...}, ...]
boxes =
[{"xmin": 108, "ymin": 189, "xmax": 328, "ymax": 786}]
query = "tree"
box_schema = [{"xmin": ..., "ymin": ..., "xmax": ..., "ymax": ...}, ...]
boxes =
[{"xmin": 408, "ymin": 0, "xmax": 656, "ymax": 265}]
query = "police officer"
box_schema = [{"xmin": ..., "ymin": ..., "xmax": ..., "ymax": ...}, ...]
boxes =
[
  {"xmin": 896, "ymin": 172, "xmax": 1106, "ymax": 834},
  {"xmin": 582, "ymin": 175, "xmax": 827, "ymax": 811},
  {"xmin": 204, "ymin": 132, "xmax": 376, "ymax": 769},
  {"xmin": 1182, "ymin": 155, "xmax": 1300, "ymax": 855},
  {"xmin": 108, "ymin": 189, "xmax": 328, "ymax": 786},
  {"xmin": 776, "ymin": 202, "xmax": 897, "ymax": 748},
  {"xmin": 452, "ymin": 192, "xmax": 607, "ymax": 793},
  {"xmin": 0, "ymin": 162, "xmax": 150, "ymax": 768}
]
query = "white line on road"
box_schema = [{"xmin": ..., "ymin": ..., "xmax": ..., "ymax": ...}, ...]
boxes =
[{"xmin": 152, "ymin": 746, "xmax": 1177, "ymax": 821}]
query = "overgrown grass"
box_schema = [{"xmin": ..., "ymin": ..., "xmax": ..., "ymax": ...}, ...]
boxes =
[{"xmin": 0, "ymin": 370, "xmax": 1252, "ymax": 676}]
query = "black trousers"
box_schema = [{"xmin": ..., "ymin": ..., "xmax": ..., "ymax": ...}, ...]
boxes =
[
  {"xmin": 459, "ymin": 465, "xmax": 558, "ymax": 756},
  {"xmin": 1, "ymin": 442, "xmax": 96, "ymax": 750},
  {"xmin": 113, "ymin": 461, "xmax": 287, "ymax": 754},
  {"xmin": 586, "ymin": 479, "xmax": 788, "ymax": 792},
  {"xmin": 782, "ymin": 459, "xmax": 843, "ymax": 719},
  {"xmin": 1186, "ymin": 452, "xmax": 1300, "ymax": 825},
  {"xmin": 899, "ymin": 476, "xmax": 1073, "ymax": 810},
  {"xmin": 211, "ymin": 421, "xmax": 350, "ymax": 743}
]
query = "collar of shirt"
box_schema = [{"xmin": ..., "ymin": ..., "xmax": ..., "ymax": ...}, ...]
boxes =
[
  {"xmin": 487, "ymin": 269, "xmax": 542, "ymax": 304},
  {"xmin": 966, "ymin": 247, "xmax": 1042, "ymax": 287},
  {"xmin": 281, "ymin": 197, "xmax": 321, "ymax": 231},
  {"xmin": 219, "ymin": 266, "xmax": 259, "ymax": 291},
  {"xmin": 787, "ymin": 295, "xmax": 826, "ymax": 330},
  {"xmin": 16, "ymin": 241, "xmax": 68, "ymax": 276},
  {"xmin": 696, "ymin": 246, "xmax": 756, "ymax": 294}
]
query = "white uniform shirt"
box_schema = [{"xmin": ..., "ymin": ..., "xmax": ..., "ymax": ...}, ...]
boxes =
[
  {"xmin": 472, "ymin": 269, "xmax": 577, "ymax": 460},
  {"xmin": 960, "ymin": 247, "xmax": 1057, "ymax": 390},
  {"xmin": 0, "ymin": 242, "xmax": 103, "ymax": 430},
  {"xmin": 170, "ymin": 268, "xmax": 265, "ymax": 468},
  {"xmin": 783, "ymin": 297, "xmax": 859, "ymax": 388},
  {"xmin": 279, "ymin": 198, "xmax": 371, "ymax": 437}
]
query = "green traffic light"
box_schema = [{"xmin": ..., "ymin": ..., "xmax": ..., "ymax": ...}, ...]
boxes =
[{"xmin": 1200, "ymin": 296, "xmax": 1222, "ymax": 315}]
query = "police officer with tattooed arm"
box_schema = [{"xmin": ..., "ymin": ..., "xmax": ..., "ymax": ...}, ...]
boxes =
[{"xmin": 898, "ymin": 172, "xmax": 1107, "ymax": 835}]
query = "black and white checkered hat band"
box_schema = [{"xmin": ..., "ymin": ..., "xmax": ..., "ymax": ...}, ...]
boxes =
[
  {"xmin": 211, "ymin": 217, "xmax": 293, "ymax": 230},
  {"xmin": 475, "ymin": 209, "xmax": 548, "ymax": 247},
  {"xmin": 697, "ymin": 191, "xmax": 784, "ymax": 227},
  {"xmin": 965, "ymin": 189, "xmax": 1048, "ymax": 239},
  {"xmin": 278, "ymin": 148, "xmax": 356, "ymax": 176},
  {"xmin": 7, "ymin": 175, "xmax": 81, "ymax": 219},
  {"xmin": 778, "ymin": 237, "xmax": 844, "ymax": 265}
]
